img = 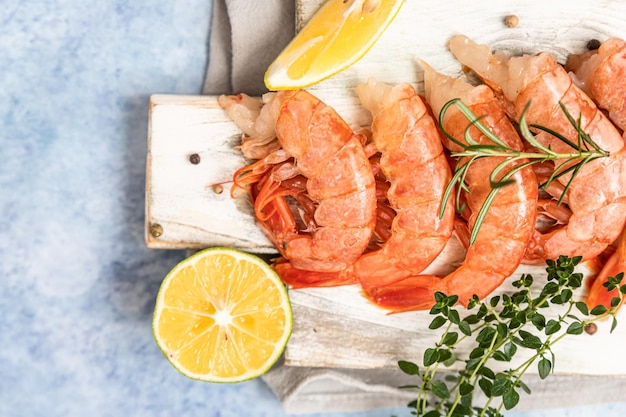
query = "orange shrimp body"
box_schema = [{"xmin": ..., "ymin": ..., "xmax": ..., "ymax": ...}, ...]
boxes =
[
  {"xmin": 363, "ymin": 67, "xmax": 538, "ymax": 311},
  {"xmin": 230, "ymin": 90, "xmax": 377, "ymax": 275},
  {"xmin": 449, "ymin": 35, "xmax": 626, "ymax": 263},
  {"xmin": 350, "ymin": 79, "xmax": 455, "ymax": 289},
  {"xmin": 567, "ymin": 37, "xmax": 626, "ymax": 132},
  {"xmin": 586, "ymin": 228, "xmax": 626, "ymax": 313}
]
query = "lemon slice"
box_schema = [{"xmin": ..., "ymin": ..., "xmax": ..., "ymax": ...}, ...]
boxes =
[
  {"xmin": 264, "ymin": 0, "xmax": 404, "ymax": 90},
  {"xmin": 152, "ymin": 247, "xmax": 292, "ymax": 383}
]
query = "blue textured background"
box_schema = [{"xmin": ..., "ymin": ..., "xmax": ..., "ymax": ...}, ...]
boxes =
[{"xmin": 1, "ymin": 1, "xmax": 624, "ymax": 416}]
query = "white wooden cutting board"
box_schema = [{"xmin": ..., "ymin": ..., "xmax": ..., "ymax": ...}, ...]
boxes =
[{"xmin": 146, "ymin": 0, "xmax": 626, "ymax": 376}]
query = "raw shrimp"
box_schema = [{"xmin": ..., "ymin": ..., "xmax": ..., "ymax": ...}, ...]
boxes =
[
  {"xmin": 566, "ymin": 37, "xmax": 626, "ymax": 132},
  {"xmin": 348, "ymin": 79, "xmax": 455, "ymax": 289},
  {"xmin": 221, "ymin": 90, "xmax": 377, "ymax": 277},
  {"xmin": 449, "ymin": 35, "xmax": 626, "ymax": 263},
  {"xmin": 362, "ymin": 65, "xmax": 538, "ymax": 311}
]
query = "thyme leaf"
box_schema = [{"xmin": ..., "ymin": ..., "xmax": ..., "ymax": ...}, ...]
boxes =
[{"xmin": 398, "ymin": 255, "xmax": 625, "ymax": 417}]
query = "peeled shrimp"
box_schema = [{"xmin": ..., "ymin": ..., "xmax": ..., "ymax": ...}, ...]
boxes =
[
  {"xmin": 566, "ymin": 37, "xmax": 626, "ymax": 132},
  {"xmin": 221, "ymin": 90, "xmax": 377, "ymax": 277},
  {"xmin": 362, "ymin": 65, "xmax": 538, "ymax": 311},
  {"xmin": 449, "ymin": 35, "xmax": 626, "ymax": 263}
]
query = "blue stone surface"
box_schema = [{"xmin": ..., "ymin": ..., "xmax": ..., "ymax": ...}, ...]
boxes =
[{"xmin": 0, "ymin": 1, "xmax": 624, "ymax": 416}]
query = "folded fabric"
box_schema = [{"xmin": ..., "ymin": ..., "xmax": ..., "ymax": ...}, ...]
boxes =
[
  {"xmin": 261, "ymin": 359, "xmax": 417, "ymax": 414},
  {"xmin": 202, "ymin": 1, "xmax": 626, "ymax": 414},
  {"xmin": 203, "ymin": 0, "xmax": 295, "ymax": 96},
  {"xmin": 263, "ymin": 363, "xmax": 626, "ymax": 415}
]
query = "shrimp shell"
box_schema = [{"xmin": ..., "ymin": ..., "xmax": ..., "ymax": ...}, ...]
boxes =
[
  {"xmin": 566, "ymin": 37, "xmax": 626, "ymax": 131},
  {"xmin": 449, "ymin": 35, "xmax": 626, "ymax": 262},
  {"xmin": 363, "ymin": 65, "xmax": 538, "ymax": 311},
  {"xmin": 227, "ymin": 90, "xmax": 377, "ymax": 276},
  {"xmin": 351, "ymin": 79, "xmax": 455, "ymax": 288}
]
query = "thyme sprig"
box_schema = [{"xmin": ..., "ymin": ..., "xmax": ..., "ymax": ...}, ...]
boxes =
[
  {"xmin": 437, "ymin": 99, "xmax": 609, "ymax": 245},
  {"xmin": 398, "ymin": 255, "xmax": 626, "ymax": 417}
]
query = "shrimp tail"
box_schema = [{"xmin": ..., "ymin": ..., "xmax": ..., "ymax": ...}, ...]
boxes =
[
  {"xmin": 361, "ymin": 275, "xmax": 444, "ymax": 313},
  {"xmin": 586, "ymin": 228, "xmax": 626, "ymax": 313},
  {"xmin": 274, "ymin": 262, "xmax": 357, "ymax": 288},
  {"xmin": 362, "ymin": 268, "xmax": 510, "ymax": 313}
]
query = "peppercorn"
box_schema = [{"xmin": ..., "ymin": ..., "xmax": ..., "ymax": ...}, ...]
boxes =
[
  {"xmin": 189, "ymin": 153, "xmax": 201, "ymax": 164},
  {"xmin": 584, "ymin": 323, "xmax": 598, "ymax": 335},
  {"xmin": 505, "ymin": 15, "xmax": 519, "ymax": 28},
  {"xmin": 587, "ymin": 39, "xmax": 601, "ymax": 50}
]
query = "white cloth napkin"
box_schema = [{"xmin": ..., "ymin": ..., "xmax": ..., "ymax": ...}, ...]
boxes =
[
  {"xmin": 203, "ymin": 1, "xmax": 626, "ymax": 414},
  {"xmin": 261, "ymin": 359, "xmax": 417, "ymax": 414}
]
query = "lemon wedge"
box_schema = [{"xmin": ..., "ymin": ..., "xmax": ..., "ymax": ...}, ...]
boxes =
[{"xmin": 264, "ymin": 0, "xmax": 404, "ymax": 90}]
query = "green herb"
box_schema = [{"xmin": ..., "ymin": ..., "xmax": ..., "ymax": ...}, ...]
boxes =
[
  {"xmin": 398, "ymin": 255, "xmax": 625, "ymax": 417},
  {"xmin": 437, "ymin": 99, "xmax": 609, "ymax": 245}
]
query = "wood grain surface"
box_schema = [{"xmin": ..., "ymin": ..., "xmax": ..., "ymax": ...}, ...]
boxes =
[{"xmin": 146, "ymin": 0, "xmax": 626, "ymax": 376}]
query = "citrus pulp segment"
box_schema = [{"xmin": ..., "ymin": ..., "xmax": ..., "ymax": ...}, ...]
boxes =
[
  {"xmin": 264, "ymin": 0, "xmax": 405, "ymax": 90},
  {"xmin": 152, "ymin": 247, "xmax": 292, "ymax": 383}
]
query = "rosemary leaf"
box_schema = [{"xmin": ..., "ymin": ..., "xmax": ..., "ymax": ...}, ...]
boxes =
[{"xmin": 438, "ymin": 99, "xmax": 609, "ymax": 245}]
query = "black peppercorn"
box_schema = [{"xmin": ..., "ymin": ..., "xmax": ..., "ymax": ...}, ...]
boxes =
[
  {"xmin": 189, "ymin": 153, "xmax": 201, "ymax": 164},
  {"xmin": 587, "ymin": 39, "xmax": 601, "ymax": 51}
]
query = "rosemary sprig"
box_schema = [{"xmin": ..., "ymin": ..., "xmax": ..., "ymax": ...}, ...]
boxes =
[
  {"xmin": 437, "ymin": 99, "xmax": 609, "ymax": 245},
  {"xmin": 398, "ymin": 255, "xmax": 626, "ymax": 417}
]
